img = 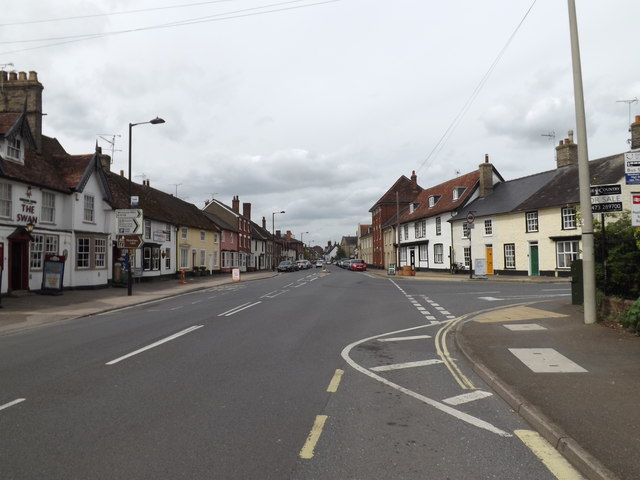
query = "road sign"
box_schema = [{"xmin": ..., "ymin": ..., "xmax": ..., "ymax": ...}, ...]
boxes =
[
  {"xmin": 116, "ymin": 209, "xmax": 143, "ymax": 235},
  {"xmin": 626, "ymin": 173, "xmax": 640, "ymax": 185},
  {"xmin": 632, "ymin": 193, "xmax": 640, "ymax": 227},
  {"xmin": 625, "ymin": 151, "xmax": 640, "ymax": 174},
  {"xmin": 466, "ymin": 212, "xmax": 475, "ymax": 224},
  {"xmin": 117, "ymin": 235, "xmax": 143, "ymax": 249},
  {"xmin": 590, "ymin": 184, "xmax": 623, "ymax": 213}
]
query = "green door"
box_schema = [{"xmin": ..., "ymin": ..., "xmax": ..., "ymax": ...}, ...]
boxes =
[{"xmin": 530, "ymin": 244, "xmax": 539, "ymax": 276}]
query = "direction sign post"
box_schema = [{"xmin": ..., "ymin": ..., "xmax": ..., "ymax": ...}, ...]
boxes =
[{"xmin": 116, "ymin": 209, "xmax": 143, "ymax": 235}]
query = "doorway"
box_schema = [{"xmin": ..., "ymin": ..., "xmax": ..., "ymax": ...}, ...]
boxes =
[
  {"xmin": 529, "ymin": 243, "xmax": 539, "ymax": 276},
  {"xmin": 485, "ymin": 245, "xmax": 494, "ymax": 275}
]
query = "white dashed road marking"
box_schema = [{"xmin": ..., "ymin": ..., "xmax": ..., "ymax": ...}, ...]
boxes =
[
  {"xmin": 509, "ymin": 348, "xmax": 588, "ymax": 373},
  {"xmin": 443, "ymin": 390, "xmax": 493, "ymax": 406}
]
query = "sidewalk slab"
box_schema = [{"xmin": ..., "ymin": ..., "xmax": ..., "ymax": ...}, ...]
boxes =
[{"xmin": 456, "ymin": 299, "xmax": 639, "ymax": 480}]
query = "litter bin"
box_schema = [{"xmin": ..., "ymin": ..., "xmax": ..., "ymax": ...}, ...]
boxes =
[{"xmin": 571, "ymin": 259, "xmax": 583, "ymax": 305}]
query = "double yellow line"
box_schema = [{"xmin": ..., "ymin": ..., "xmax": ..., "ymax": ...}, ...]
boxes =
[{"xmin": 435, "ymin": 314, "xmax": 476, "ymax": 390}]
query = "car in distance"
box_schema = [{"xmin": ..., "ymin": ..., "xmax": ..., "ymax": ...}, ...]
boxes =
[
  {"xmin": 296, "ymin": 259, "xmax": 312, "ymax": 270},
  {"xmin": 349, "ymin": 259, "xmax": 366, "ymax": 271},
  {"xmin": 315, "ymin": 259, "xmax": 324, "ymax": 268},
  {"xmin": 277, "ymin": 260, "xmax": 295, "ymax": 272}
]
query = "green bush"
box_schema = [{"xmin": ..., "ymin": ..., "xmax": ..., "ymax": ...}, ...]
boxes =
[{"xmin": 620, "ymin": 297, "xmax": 640, "ymax": 334}]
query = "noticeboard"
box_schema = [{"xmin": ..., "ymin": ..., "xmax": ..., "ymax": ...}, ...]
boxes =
[{"xmin": 41, "ymin": 255, "xmax": 66, "ymax": 295}]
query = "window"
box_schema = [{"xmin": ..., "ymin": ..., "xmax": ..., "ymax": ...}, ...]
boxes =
[
  {"xmin": 562, "ymin": 207, "xmax": 577, "ymax": 230},
  {"xmin": 231, "ymin": 233, "xmax": 234, "ymax": 244},
  {"xmin": 94, "ymin": 238, "xmax": 106, "ymax": 268},
  {"xmin": 144, "ymin": 220, "xmax": 151, "ymax": 239},
  {"xmin": 414, "ymin": 220, "xmax": 426, "ymax": 239},
  {"xmin": 181, "ymin": 227, "xmax": 188, "ymax": 239},
  {"xmin": 403, "ymin": 224, "xmax": 409, "ymax": 240},
  {"xmin": 77, "ymin": 238, "xmax": 90, "ymax": 268},
  {"xmin": 526, "ymin": 211, "xmax": 538, "ymax": 232},
  {"xmin": 7, "ymin": 137, "xmax": 22, "ymax": 161},
  {"xmin": 419, "ymin": 244, "xmax": 428, "ymax": 263},
  {"xmin": 76, "ymin": 235, "xmax": 107, "ymax": 269},
  {"xmin": 434, "ymin": 244, "xmax": 444, "ymax": 264},
  {"xmin": 221, "ymin": 231, "xmax": 225, "ymax": 243},
  {"xmin": 484, "ymin": 219, "xmax": 493, "ymax": 236},
  {"xmin": 200, "ymin": 249, "xmax": 206, "ymax": 266},
  {"xmin": 463, "ymin": 247, "xmax": 471, "ymax": 267},
  {"xmin": 453, "ymin": 187, "xmax": 466, "ymax": 201},
  {"xmin": 213, "ymin": 249, "xmax": 219, "ymax": 267},
  {"xmin": 0, "ymin": 183, "xmax": 12, "ymax": 218},
  {"xmin": 504, "ymin": 243, "xmax": 516, "ymax": 269},
  {"xmin": 143, "ymin": 245, "xmax": 160, "ymax": 271},
  {"xmin": 200, "ymin": 231, "xmax": 205, "ymax": 241},
  {"xmin": 214, "ymin": 232, "xmax": 219, "ymax": 243},
  {"xmin": 180, "ymin": 246, "xmax": 190, "ymax": 269},
  {"xmin": 400, "ymin": 247, "xmax": 407, "ymax": 263},
  {"xmin": 557, "ymin": 240, "xmax": 579, "ymax": 269},
  {"xmin": 436, "ymin": 217, "xmax": 442, "ymax": 236},
  {"xmin": 42, "ymin": 191, "xmax": 55, "ymax": 223},
  {"xmin": 462, "ymin": 222, "xmax": 470, "ymax": 238},
  {"xmin": 166, "ymin": 225, "xmax": 172, "ymax": 241},
  {"xmin": 165, "ymin": 248, "xmax": 171, "ymax": 269},
  {"xmin": 83, "ymin": 194, "xmax": 95, "ymax": 222}
]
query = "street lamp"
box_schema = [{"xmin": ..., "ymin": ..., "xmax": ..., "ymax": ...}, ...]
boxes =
[
  {"xmin": 272, "ymin": 210, "xmax": 285, "ymax": 269},
  {"xmin": 127, "ymin": 116, "xmax": 165, "ymax": 296},
  {"xmin": 300, "ymin": 231, "xmax": 308, "ymax": 260}
]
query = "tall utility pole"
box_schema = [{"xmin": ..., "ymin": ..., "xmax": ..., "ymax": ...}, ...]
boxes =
[{"xmin": 568, "ymin": 0, "xmax": 596, "ymax": 324}]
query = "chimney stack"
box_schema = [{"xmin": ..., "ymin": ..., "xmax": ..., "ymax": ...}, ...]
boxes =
[
  {"xmin": 242, "ymin": 202, "xmax": 251, "ymax": 220},
  {"xmin": 631, "ymin": 115, "xmax": 640, "ymax": 150},
  {"xmin": 232, "ymin": 195, "xmax": 240, "ymax": 213},
  {"xmin": 262, "ymin": 216, "xmax": 267, "ymax": 230},
  {"xmin": 478, "ymin": 154, "xmax": 494, "ymax": 198},
  {"xmin": 0, "ymin": 70, "xmax": 44, "ymax": 152},
  {"xmin": 555, "ymin": 131, "xmax": 579, "ymax": 168},
  {"xmin": 410, "ymin": 170, "xmax": 417, "ymax": 186}
]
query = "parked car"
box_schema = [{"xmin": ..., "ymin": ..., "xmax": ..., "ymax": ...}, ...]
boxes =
[
  {"xmin": 338, "ymin": 258, "xmax": 350, "ymax": 268},
  {"xmin": 296, "ymin": 260, "xmax": 312, "ymax": 270},
  {"xmin": 349, "ymin": 259, "xmax": 366, "ymax": 271},
  {"xmin": 315, "ymin": 260, "xmax": 324, "ymax": 268},
  {"xmin": 277, "ymin": 260, "xmax": 295, "ymax": 272}
]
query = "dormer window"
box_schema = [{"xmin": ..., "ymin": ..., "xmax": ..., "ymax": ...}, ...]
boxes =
[
  {"xmin": 452, "ymin": 187, "xmax": 466, "ymax": 201},
  {"xmin": 6, "ymin": 136, "xmax": 24, "ymax": 163},
  {"xmin": 409, "ymin": 202, "xmax": 416, "ymax": 214},
  {"xmin": 429, "ymin": 195, "xmax": 440, "ymax": 208}
]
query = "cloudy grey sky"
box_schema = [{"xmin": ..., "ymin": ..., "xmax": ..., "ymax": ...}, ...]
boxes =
[{"xmin": 2, "ymin": 0, "xmax": 639, "ymax": 247}]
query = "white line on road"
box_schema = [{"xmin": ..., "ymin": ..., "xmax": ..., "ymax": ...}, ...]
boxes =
[
  {"xmin": 443, "ymin": 390, "xmax": 493, "ymax": 406},
  {"xmin": 170, "ymin": 306, "xmax": 184, "ymax": 310},
  {"xmin": 341, "ymin": 326, "xmax": 511, "ymax": 437},
  {"xmin": 221, "ymin": 301, "xmax": 262, "ymax": 316},
  {"xmin": 261, "ymin": 290, "xmax": 287, "ymax": 298},
  {"xmin": 218, "ymin": 302, "xmax": 251, "ymax": 316},
  {"xmin": 0, "ymin": 398, "xmax": 26, "ymax": 412},
  {"xmin": 292, "ymin": 282, "xmax": 307, "ymax": 288},
  {"xmin": 378, "ymin": 335, "xmax": 432, "ymax": 342},
  {"xmin": 106, "ymin": 325, "xmax": 204, "ymax": 365},
  {"xmin": 371, "ymin": 359, "xmax": 444, "ymax": 371}
]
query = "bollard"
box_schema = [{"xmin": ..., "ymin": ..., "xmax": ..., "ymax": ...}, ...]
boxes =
[{"xmin": 179, "ymin": 269, "xmax": 187, "ymax": 284}]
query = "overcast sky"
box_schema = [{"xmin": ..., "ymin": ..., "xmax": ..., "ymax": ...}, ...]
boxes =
[{"xmin": 2, "ymin": 0, "xmax": 639, "ymax": 247}]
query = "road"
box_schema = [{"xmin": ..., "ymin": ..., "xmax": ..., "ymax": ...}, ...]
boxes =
[{"xmin": 0, "ymin": 266, "xmax": 581, "ymax": 479}]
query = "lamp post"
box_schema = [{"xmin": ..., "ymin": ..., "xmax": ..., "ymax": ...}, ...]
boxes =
[
  {"xmin": 272, "ymin": 210, "xmax": 285, "ymax": 269},
  {"xmin": 127, "ymin": 116, "xmax": 165, "ymax": 296},
  {"xmin": 300, "ymin": 231, "xmax": 308, "ymax": 260}
]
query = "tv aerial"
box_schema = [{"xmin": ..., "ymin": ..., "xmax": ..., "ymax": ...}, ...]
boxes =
[{"xmin": 96, "ymin": 133, "xmax": 122, "ymax": 163}]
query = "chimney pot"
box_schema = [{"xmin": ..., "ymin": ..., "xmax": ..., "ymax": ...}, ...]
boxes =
[{"xmin": 631, "ymin": 116, "xmax": 640, "ymax": 150}]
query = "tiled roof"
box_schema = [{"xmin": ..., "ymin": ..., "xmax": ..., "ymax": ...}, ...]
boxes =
[
  {"xmin": 400, "ymin": 170, "xmax": 479, "ymax": 223},
  {"xmin": 106, "ymin": 171, "xmax": 218, "ymax": 230},
  {"xmin": 514, "ymin": 154, "xmax": 625, "ymax": 211},
  {"xmin": 203, "ymin": 211, "xmax": 238, "ymax": 232},
  {"xmin": 369, "ymin": 175, "xmax": 422, "ymax": 212},
  {"xmin": 0, "ymin": 129, "xmax": 102, "ymax": 194},
  {"xmin": 251, "ymin": 220, "xmax": 271, "ymax": 240},
  {"xmin": 452, "ymin": 169, "xmax": 561, "ymax": 221},
  {"xmin": 359, "ymin": 224, "xmax": 371, "ymax": 236}
]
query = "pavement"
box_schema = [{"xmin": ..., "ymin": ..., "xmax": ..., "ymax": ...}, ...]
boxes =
[{"xmin": 1, "ymin": 267, "xmax": 638, "ymax": 480}]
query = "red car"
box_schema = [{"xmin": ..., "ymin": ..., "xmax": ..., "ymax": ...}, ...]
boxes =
[{"xmin": 349, "ymin": 259, "xmax": 367, "ymax": 271}]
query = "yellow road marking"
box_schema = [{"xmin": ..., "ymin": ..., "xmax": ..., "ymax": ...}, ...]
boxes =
[
  {"xmin": 435, "ymin": 316, "xmax": 476, "ymax": 390},
  {"xmin": 515, "ymin": 430, "xmax": 584, "ymax": 479},
  {"xmin": 327, "ymin": 369, "xmax": 344, "ymax": 393},
  {"xmin": 299, "ymin": 415, "xmax": 328, "ymax": 459},
  {"xmin": 474, "ymin": 306, "xmax": 568, "ymax": 323}
]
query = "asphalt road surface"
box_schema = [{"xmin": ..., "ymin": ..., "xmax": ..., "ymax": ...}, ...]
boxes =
[{"xmin": 0, "ymin": 266, "xmax": 580, "ymax": 479}]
